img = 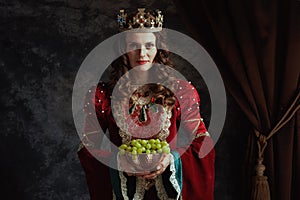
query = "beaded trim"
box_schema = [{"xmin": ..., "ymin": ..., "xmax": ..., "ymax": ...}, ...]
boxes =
[
  {"xmin": 117, "ymin": 109, "xmax": 172, "ymax": 144},
  {"xmin": 195, "ymin": 131, "xmax": 210, "ymax": 139},
  {"xmin": 113, "ymin": 86, "xmax": 172, "ymax": 143},
  {"xmin": 77, "ymin": 131, "xmax": 101, "ymax": 151}
]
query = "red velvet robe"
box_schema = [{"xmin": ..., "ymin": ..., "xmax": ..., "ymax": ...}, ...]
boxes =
[{"xmin": 78, "ymin": 80, "xmax": 215, "ymax": 200}]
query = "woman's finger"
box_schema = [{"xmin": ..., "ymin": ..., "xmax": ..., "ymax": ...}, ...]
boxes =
[
  {"xmin": 143, "ymin": 154, "xmax": 171, "ymax": 179},
  {"xmin": 142, "ymin": 164, "xmax": 165, "ymax": 179}
]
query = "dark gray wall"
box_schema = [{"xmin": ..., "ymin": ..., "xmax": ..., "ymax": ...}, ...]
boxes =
[{"xmin": 0, "ymin": 0, "xmax": 251, "ymax": 199}]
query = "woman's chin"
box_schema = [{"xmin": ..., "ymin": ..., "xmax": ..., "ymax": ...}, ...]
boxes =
[{"xmin": 134, "ymin": 64, "xmax": 153, "ymax": 72}]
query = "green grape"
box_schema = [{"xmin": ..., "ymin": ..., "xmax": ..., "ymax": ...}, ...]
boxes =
[
  {"xmin": 126, "ymin": 146, "xmax": 132, "ymax": 152},
  {"xmin": 141, "ymin": 140, "xmax": 147, "ymax": 146},
  {"xmin": 161, "ymin": 141, "xmax": 169, "ymax": 147},
  {"xmin": 149, "ymin": 139, "xmax": 156, "ymax": 144},
  {"xmin": 151, "ymin": 143, "xmax": 157, "ymax": 150},
  {"xmin": 135, "ymin": 143, "xmax": 142, "ymax": 149},
  {"xmin": 162, "ymin": 146, "xmax": 170, "ymax": 154},
  {"xmin": 120, "ymin": 144, "xmax": 128, "ymax": 150},
  {"xmin": 131, "ymin": 140, "xmax": 137, "ymax": 146},
  {"xmin": 137, "ymin": 148, "xmax": 143, "ymax": 154},
  {"xmin": 146, "ymin": 144, "xmax": 151, "ymax": 149},
  {"xmin": 132, "ymin": 146, "xmax": 137, "ymax": 151},
  {"xmin": 119, "ymin": 138, "xmax": 170, "ymax": 155},
  {"xmin": 119, "ymin": 149, "xmax": 126, "ymax": 155},
  {"xmin": 156, "ymin": 144, "xmax": 162, "ymax": 150},
  {"xmin": 141, "ymin": 147, "xmax": 146, "ymax": 152},
  {"xmin": 136, "ymin": 139, "xmax": 142, "ymax": 143},
  {"xmin": 131, "ymin": 149, "xmax": 137, "ymax": 155}
]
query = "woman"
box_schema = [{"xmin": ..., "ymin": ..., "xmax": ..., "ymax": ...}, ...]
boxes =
[{"xmin": 78, "ymin": 8, "xmax": 215, "ymax": 200}]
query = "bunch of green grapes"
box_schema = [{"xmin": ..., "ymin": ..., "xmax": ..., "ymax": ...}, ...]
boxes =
[{"xmin": 119, "ymin": 138, "xmax": 170, "ymax": 155}]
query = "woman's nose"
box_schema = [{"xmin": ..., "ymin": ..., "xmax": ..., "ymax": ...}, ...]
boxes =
[{"xmin": 139, "ymin": 46, "xmax": 146, "ymax": 57}]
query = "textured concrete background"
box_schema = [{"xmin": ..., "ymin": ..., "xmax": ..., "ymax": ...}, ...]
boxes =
[{"xmin": 0, "ymin": 0, "xmax": 250, "ymax": 199}]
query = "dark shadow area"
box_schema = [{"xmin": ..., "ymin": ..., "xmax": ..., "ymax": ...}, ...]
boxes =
[{"xmin": 0, "ymin": 0, "xmax": 251, "ymax": 199}]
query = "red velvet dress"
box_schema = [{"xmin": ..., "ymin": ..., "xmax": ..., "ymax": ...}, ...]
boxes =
[{"xmin": 78, "ymin": 80, "xmax": 215, "ymax": 200}]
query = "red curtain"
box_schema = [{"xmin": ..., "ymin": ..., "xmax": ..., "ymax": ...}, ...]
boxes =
[{"xmin": 173, "ymin": 0, "xmax": 300, "ymax": 199}]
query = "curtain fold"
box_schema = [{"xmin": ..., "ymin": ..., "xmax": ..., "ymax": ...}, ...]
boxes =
[{"xmin": 173, "ymin": 0, "xmax": 300, "ymax": 199}]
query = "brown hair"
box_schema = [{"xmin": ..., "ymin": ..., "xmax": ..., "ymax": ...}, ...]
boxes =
[
  {"xmin": 107, "ymin": 31, "xmax": 173, "ymax": 88},
  {"xmin": 106, "ymin": 30, "xmax": 177, "ymax": 110}
]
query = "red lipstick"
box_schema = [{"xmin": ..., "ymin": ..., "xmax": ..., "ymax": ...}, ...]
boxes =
[{"xmin": 137, "ymin": 60, "xmax": 148, "ymax": 65}]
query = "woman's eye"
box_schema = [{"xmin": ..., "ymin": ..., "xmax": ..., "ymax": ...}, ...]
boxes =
[
  {"xmin": 127, "ymin": 43, "xmax": 139, "ymax": 50},
  {"xmin": 145, "ymin": 43, "xmax": 155, "ymax": 49}
]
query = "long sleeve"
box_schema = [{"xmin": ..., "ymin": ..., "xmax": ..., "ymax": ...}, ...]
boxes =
[
  {"xmin": 77, "ymin": 82, "xmax": 113, "ymax": 200},
  {"xmin": 77, "ymin": 80, "xmax": 215, "ymax": 200},
  {"xmin": 175, "ymin": 80, "xmax": 215, "ymax": 200}
]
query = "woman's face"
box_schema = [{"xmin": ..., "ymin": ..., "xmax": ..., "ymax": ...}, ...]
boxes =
[{"xmin": 126, "ymin": 32, "xmax": 157, "ymax": 71}]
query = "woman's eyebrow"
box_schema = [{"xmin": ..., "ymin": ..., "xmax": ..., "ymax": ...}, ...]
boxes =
[{"xmin": 127, "ymin": 42, "xmax": 139, "ymax": 45}]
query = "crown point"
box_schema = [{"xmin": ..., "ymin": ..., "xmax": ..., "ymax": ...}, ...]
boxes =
[{"xmin": 117, "ymin": 8, "xmax": 163, "ymax": 31}]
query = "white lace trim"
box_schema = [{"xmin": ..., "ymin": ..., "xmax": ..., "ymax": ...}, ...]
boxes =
[
  {"xmin": 112, "ymin": 190, "xmax": 116, "ymax": 200},
  {"xmin": 117, "ymin": 154, "xmax": 130, "ymax": 200},
  {"xmin": 156, "ymin": 175, "xmax": 169, "ymax": 200},
  {"xmin": 118, "ymin": 172, "xmax": 147, "ymax": 200},
  {"xmin": 119, "ymin": 171, "xmax": 129, "ymax": 200},
  {"xmin": 117, "ymin": 154, "xmax": 181, "ymax": 200},
  {"xmin": 133, "ymin": 177, "xmax": 146, "ymax": 200},
  {"xmin": 118, "ymin": 154, "xmax": 146, "ymax": 200},
  {"xmin": 155, "ymin": 154, "xmax": 181, "ymax": 200}
]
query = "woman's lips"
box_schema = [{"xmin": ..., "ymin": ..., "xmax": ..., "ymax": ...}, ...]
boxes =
[{"xmin": 137, "ymin": 60, "xmax": 149, "ymax": 65}]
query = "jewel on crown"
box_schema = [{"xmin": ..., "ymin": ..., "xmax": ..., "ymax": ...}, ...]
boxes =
[{"xmin": 117, "ymin": 8, "xmax": 163, "ymax": 31}]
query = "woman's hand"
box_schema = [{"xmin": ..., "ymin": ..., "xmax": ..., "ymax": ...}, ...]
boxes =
[
  {"xmin": 141, "ymin": 153, "xmax": 171, "ymax": 179},
  {"xmin": 118, "ymin": 153, "xmax": 151, "ymax": 176},
  {"xmin": 118, "ymin": 153, "xmax": 171, "ymax": 179}
]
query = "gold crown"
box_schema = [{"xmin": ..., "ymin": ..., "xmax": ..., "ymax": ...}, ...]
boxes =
[{"xmin": 117, "ymin": 8, "xmax": 163, "ymax": 31}]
